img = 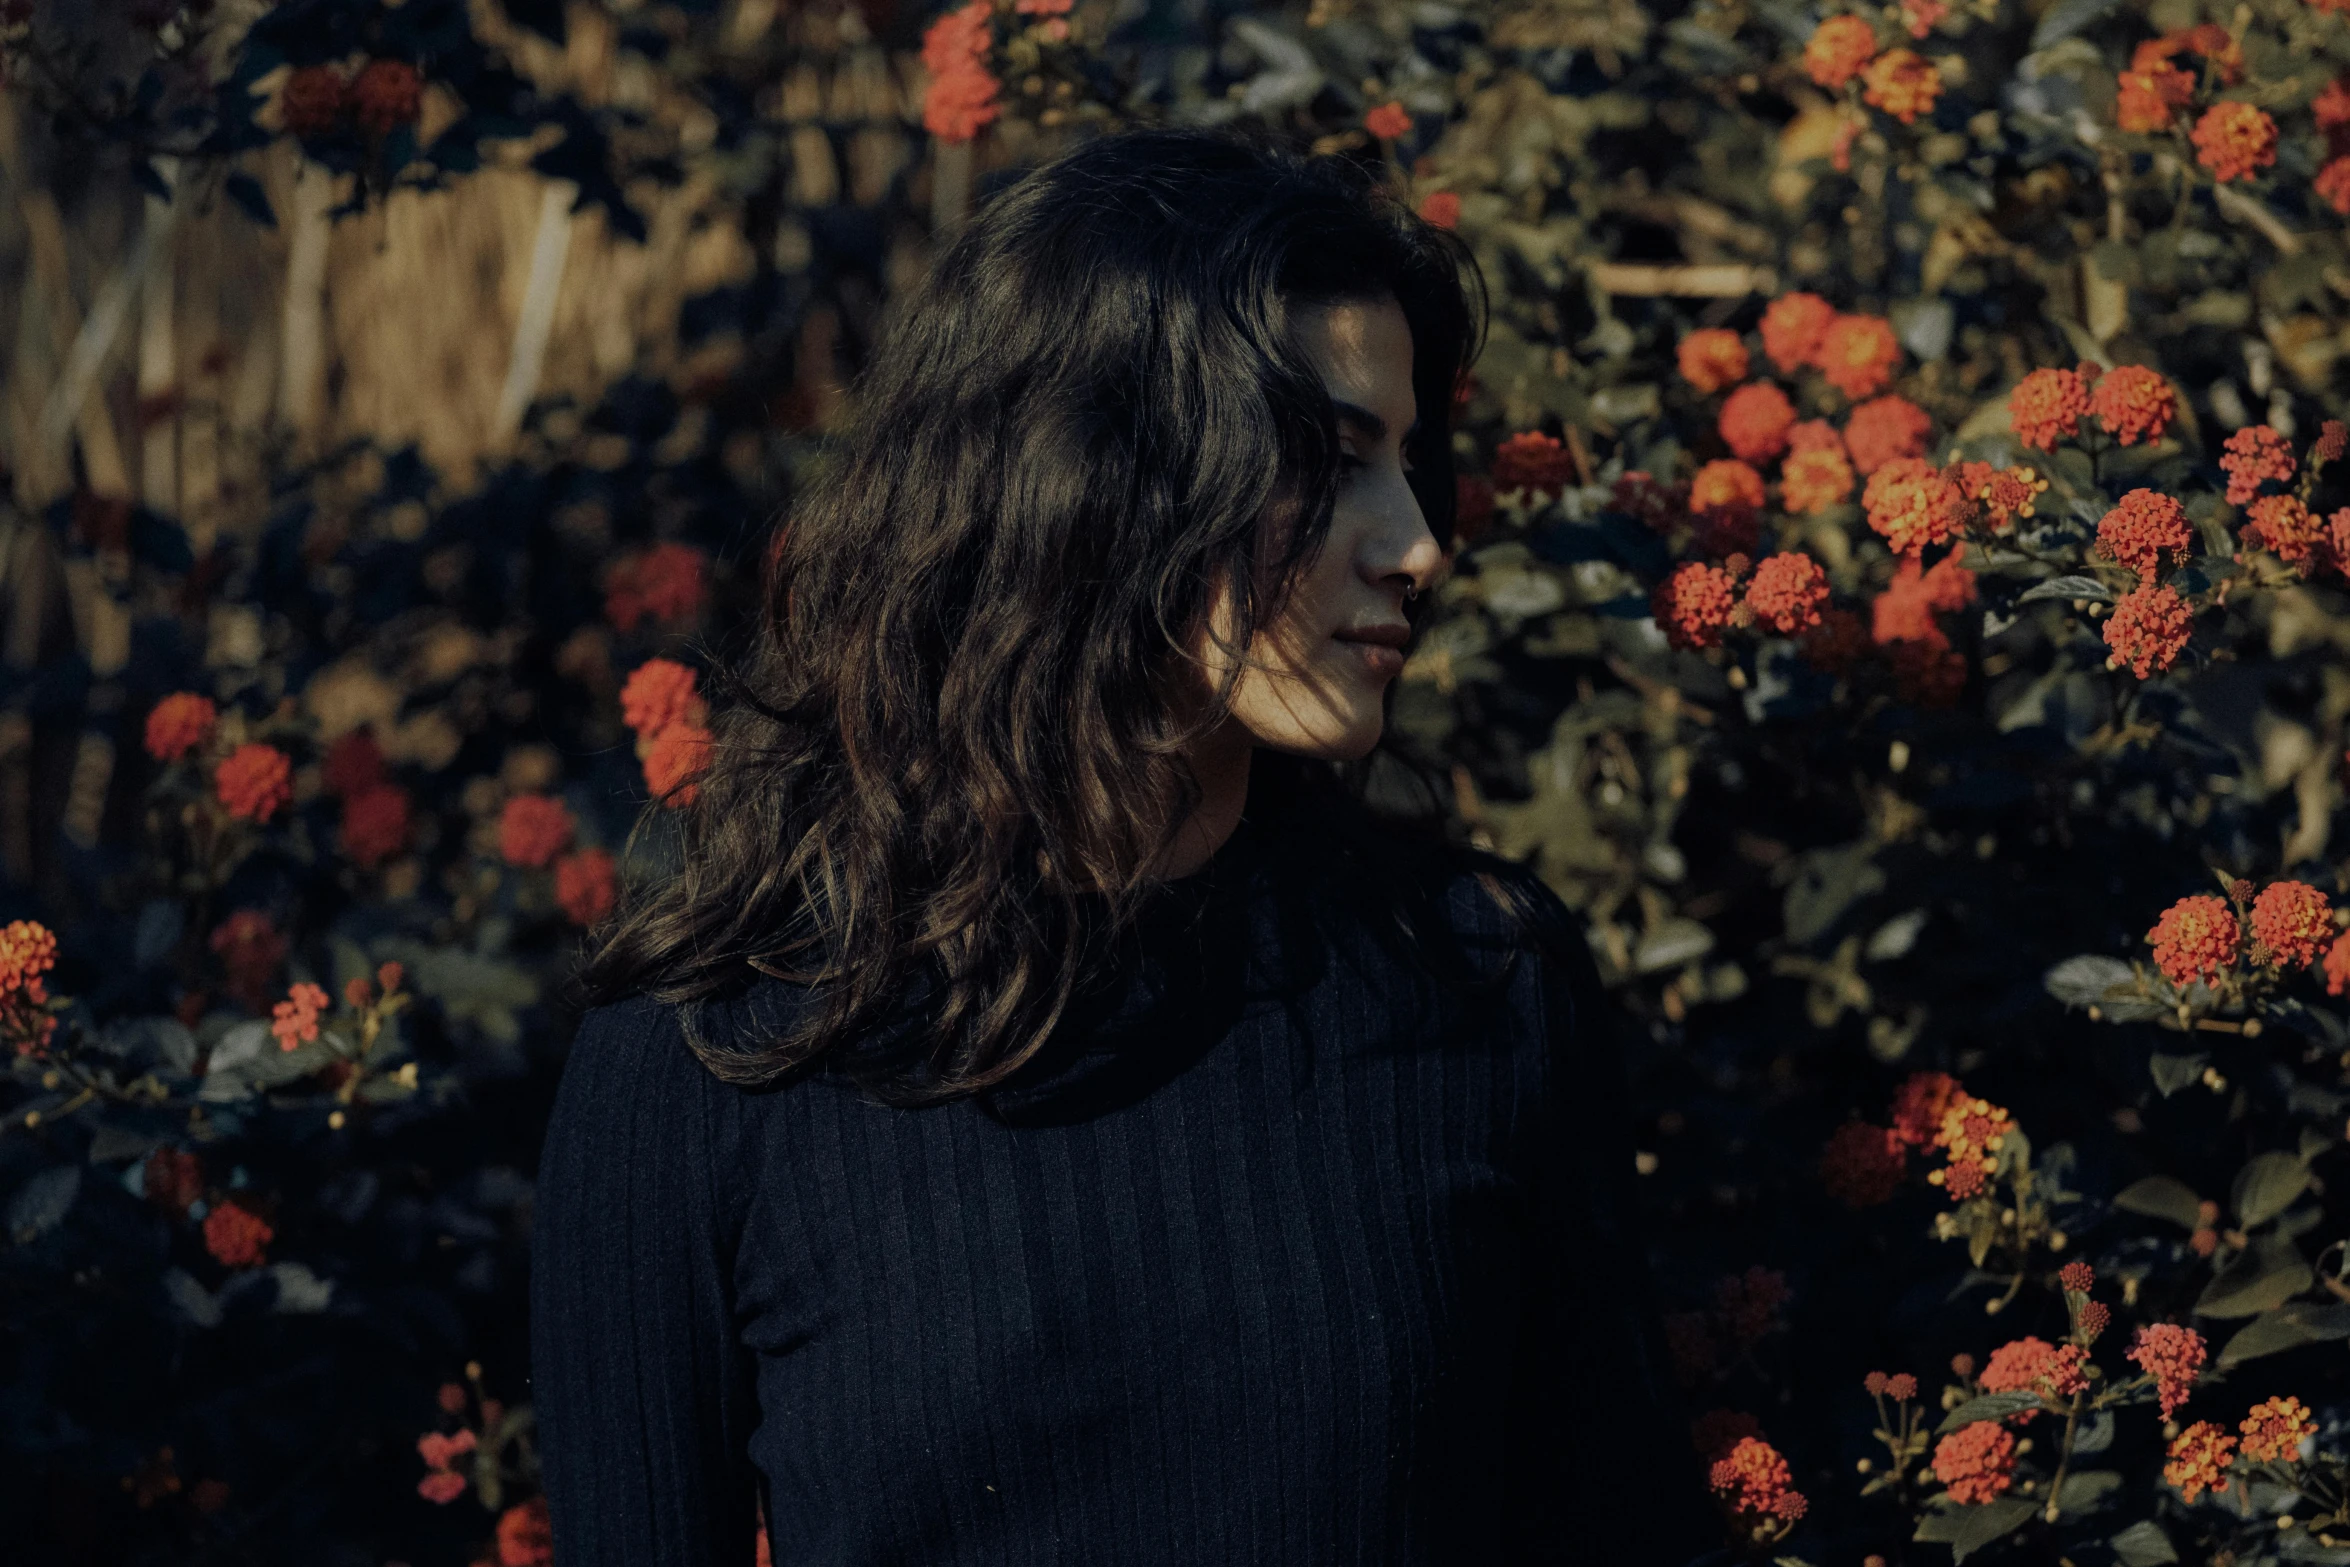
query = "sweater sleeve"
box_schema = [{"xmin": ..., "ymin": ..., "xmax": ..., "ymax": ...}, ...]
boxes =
[
  {"xmin": 531, "ymin": 996, "xmax": 761, "ymax": 1567},
  {"xmin": 1515, "ymin": 899, "xmax": 1721, "ymax": 1566}
]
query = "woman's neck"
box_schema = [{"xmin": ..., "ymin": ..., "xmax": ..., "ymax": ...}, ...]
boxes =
[{"xmin": 1145, "ymin": 718, "xmax": 1255, "ymax": 883}]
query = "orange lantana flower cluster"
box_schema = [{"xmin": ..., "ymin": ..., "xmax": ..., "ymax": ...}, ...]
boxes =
[
  {"xmin": 2095, "ymin": 490, "xmax": 2193, "ymax": 582},
  {"xmin": 2103, "ymin": 584, "xmax": 2193, "ymax": 678},
  {"xmin": 1932, "ymin": 1421, "xmax": 2016, "ymax": 1504},
  {"xmin": 2127, "ymin": 1323, "xmax": 2207, "ymax": 1420},
  {"xmin": 0, "ymin": 919, "xmax": 58, "ymax": 1057},
  {"xmin": 624, "ymin": 658, "xmax": 714, "ymax": 810},
  {"xmin": 1924, "ymin": 1088, "xmax": 2013, "ymax": 1201},
  {"xmin": 920, "ymin": 1, "xmax": 1000, "ymax": 144}
]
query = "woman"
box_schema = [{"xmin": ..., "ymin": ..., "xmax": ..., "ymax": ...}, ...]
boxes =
[{"xmin": 532, "ymin": 124, "xmax": 1712, "ymax": 1564}]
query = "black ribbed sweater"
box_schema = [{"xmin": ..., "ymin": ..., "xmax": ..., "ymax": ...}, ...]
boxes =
[{"xmin": 529, "ymin": 802, "xmax": 1713, "ymax": 1565}]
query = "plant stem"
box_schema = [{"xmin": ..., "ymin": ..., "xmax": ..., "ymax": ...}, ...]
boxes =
[{"xmin": 2041, "ymin": 1391, "xmax": 2084, "ymax": 1523}]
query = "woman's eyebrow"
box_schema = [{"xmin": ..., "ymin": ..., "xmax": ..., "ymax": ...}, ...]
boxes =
[{"xmin": 1331, "ymin": 399, "xmax": 1421, "ymax": 443}]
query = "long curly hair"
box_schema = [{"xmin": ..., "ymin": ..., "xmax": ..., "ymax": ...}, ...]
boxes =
[{"xmin": 578, "ymin": 124, "xmax": 1545, "ymax": 1104}]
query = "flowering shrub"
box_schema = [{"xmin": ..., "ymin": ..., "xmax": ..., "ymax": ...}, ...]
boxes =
[{"xmin": 14, "ymin": 0, "xmax": 2350, "ymax": 1560}]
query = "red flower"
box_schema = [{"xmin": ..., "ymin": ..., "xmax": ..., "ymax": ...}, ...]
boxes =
[
  {"xmin": 1719, "ymin": 382, "xmax": 1798, "ymax": 462},
  {"xmin": 2077, "ymin": 1300, "xmax": 2111, "ymax": 1342},
  {"xmin": 645, "ymin": 722, "xmax": 712, "ymax": 807},
  {"xmin": 1932, "ymin": 1422, "xmax": 2016, "ymax": 1504},
  {"xmin": 1926, "ymin": 1091, "xmax": 2012, "ymax": 1200},
  {"xmin": 2008, "ymin": 368, "xmax": 2090, "ymax": 451},
  {"xmin": 2127, "ymin": 1323, "xmax": 2207, "ymax": 1419},
  {"xmin": 2220, "ymin": 425, "xmax": 2295, "ymax": 506},
  {"xmin": 2319, "ymin": 157, "xmax": 2350, "ymax": 215},
  {"xmin": 604, "ymin": 543, "xmax": 710, "ymax": 632},
  {"xmin": 417, "ymin": 1428, "xmax": 476, "ymax": 1472},
  {"xmin": 1709, "ymin": 1436, "xmax": 1806, "ymax": 1523},
  {"xmin": 341, "ymin": 784, "xmax": 410, "ymax": 869},
  {"xmin": 144, "ymin": 693, "xmax": 217, "ymax": 762},
  {"xmin": 2319, "ymin": 78, "xmax": 2350, "ymax": 129},
  {"xmin": 2116, "ymin": 59, "xmax": 2194, "ymax": 132},
  {"xmin": 1978, "ymin": 1336, "xmax": 2089, "ymax": 1417},
  {"xmin": 2148, "ymin": 894, "xmax": 2239, "ymax": 987},
  {"xmin": 1364, "ymin": 101, "xmax": 1412, "ymax": 140},
  {"xmin": 2058, "ymin": 1261, "xmax": 2094, "ymax": 1293},
  {"xmin": 1891, "ymin": 1071, "xmax": 1963, "ymax": 1149},
  {"xmin": 350, "ymin": 59, "xmax": 423, "ymax": 136},
  {"xmin": 215, "ymin": 743, "xmax": 292, "ymax": 823},
  {"xmin": 1653, "ymin": 562, "xmax": 1738, "ymax": 650},
  {"xmin": 2191, "ymin": 102, "xmax": 2278, "ymax": 183},
  {"xmin": 2102, "ymin": 584, "xmax": 2192, "ymax": 677},
  {"xmin": 1803, "ymin": 16, "xmax": 1878, "ymax": 87},
  {"xmin": 1862, "ymin": 49, "xmax": 1941, "ymax": 124},
  {"xmin": 2095, "ymin": 490, "xmax": 2192, "ymax": 582},
  {"xmin": 496, "ymin": 1497, "xmax": 554, "ymax": 1567},
  {"xmin": 2251, "ymin": 880, "xmax": 2333, "ymax": 968},
  {"xmin": 321, "ymin": 728, "xmax": 388, "ymax": 797},
  {"xmin": 1678, "ymin": 330, "xmax": 1749, "ymax": 394},
  {"xmin": 1816, "ymin": 314, "xmax": 1901, "ymax": 400},
  {"xmin": 203, "ymin": 1201, "xmax": 273, "ymax": 1269},
  {"xmin": 1760, "ymin": 293, "xmax": 1837, "ymax": 372},
  {"xmin": 0, "ymin": 919, "xmax": 57, "ymax": 1010},
  {"xmin": 2164, "ymin": 1421, "xmax": 2236, "ymax": 1502},
  {"xmin": 2245, "ymin": 494, "xmax": 2325, "ymax": 569},
  {"xmin": 278, "ymin": 65, "xmax": 347, "ymax": 137},
  {"xmin": 555, "ymin": 848, "xmax": 619, "ymax": 927},
  {"xmin": 2089, "ymin": 365, "xmax": 2176, "ymax": 446},
  {"xmin": 2240, "ymin": 1396, "xmax": 2317, "ymax": 1464},
  {"xmin": 2325, "ymin": 930, "xmax": 2350, "ymax": 996},
  {"xmin": 1863, "ymin": 458, "xmax": 1966, "ymax": 555},
  {"xmin": 499, "ymin": 794, "xmax": 575, "ymax": 869},
  {"xmin": 1843, "ymin": 395, "xmax": 1931, "ymax": 475},
  {"xmin": 1491, "ymin": 431, "xmax": 1576, "ymax": 499},
  {"xmin": 1743, "ymin": 553, "xmax": 1831, "ymax": 636},
  {"xmin": 1782, "ymin": 446, "xmax": 1856, "ymax": 515},
  {"xmin": 1820, "ymin": 1120, "xmax": 1905, "ymax": 1207},
  {"xmin": 1689, "ymin": 459, "xmax": 1765, "ymax": 515},
  {"xmin": 271, "ymin": 982, "xmax": 329, "ymax": 1052},
  {"xmin": 1417, "ymin": 191, "xmax": 1460, "ymax": 229},
  {"xmin": 921, "ymin": 2, "xmax": 1000, "ymax": 144},
  {"xmin": 1957, "ymin": 462, "xmax": 2048, "ymax": 531},
  {"xmin": 620, "ymin": 658, "xmax": 703, "ymax": 741}
]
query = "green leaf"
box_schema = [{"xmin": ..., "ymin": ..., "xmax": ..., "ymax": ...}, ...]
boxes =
[
  {"xmin": 2112, "ymin": 1175, "xmax": 2203, "ymax": 1230},
  {"xmin": 2056, "ymin": 1470, "xmax": 2122, "ymax": 1518},
  {"xmin": 1937, "ymin": 1392, "xmax": 2042, "ymax": 1434},
  {"xmin": 2109, "ymin": 1520, "xmax": 2179, "ymax": 1566},
  {"xmin": 2196, "ymin": 1233, "xmax": 2314, "ymax": 1319},
  {"xmin": 2030, "ymin": 0, "xmax": 2122, "ymax": 48},
  {"xmin": 2017, "ymin": 576, "xmax": 2115, "ymax": 606},
  {"xmin": 2043, "ymin": 954, "xmax": 2135, "ymax": 1007},
  {"xmin": 1915, "ymin": 1496, "xmax": 2038, "ymax": 1560},
  {"xmin": 6, "ymin": 1166, "xmax": 80, "ymax": 1240},
  {"xmin": 2234, "ymin": 1151, "xmax": 2312, "ymax": 1229},
  {"xmin": 2216, "ymin": 1302, "xmax": 2350, "ymax": 1367},
  {"xmin": 1782, "ymin": 842, "xmax": 1886, "ymax": 948},
  {"xmin": 2149, "ymin": 1053, "xmax": 2208, "ymax": 1098}
]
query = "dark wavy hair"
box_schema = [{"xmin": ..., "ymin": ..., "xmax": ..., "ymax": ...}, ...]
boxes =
[{"xmin": 577, "ymin": 123, "xmax": 1570, "ymax": 1105}]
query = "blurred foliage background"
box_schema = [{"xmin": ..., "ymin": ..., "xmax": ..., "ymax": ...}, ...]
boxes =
[{"xmin": 15, "ymin": 0, "xmax": 2350, "ymax": 1562}]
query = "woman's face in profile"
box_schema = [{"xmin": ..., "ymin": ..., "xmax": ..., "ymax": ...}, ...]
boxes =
[{"xmin": 1195, "ymin": 291, "xmax": 1447, "ymax": 763}]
